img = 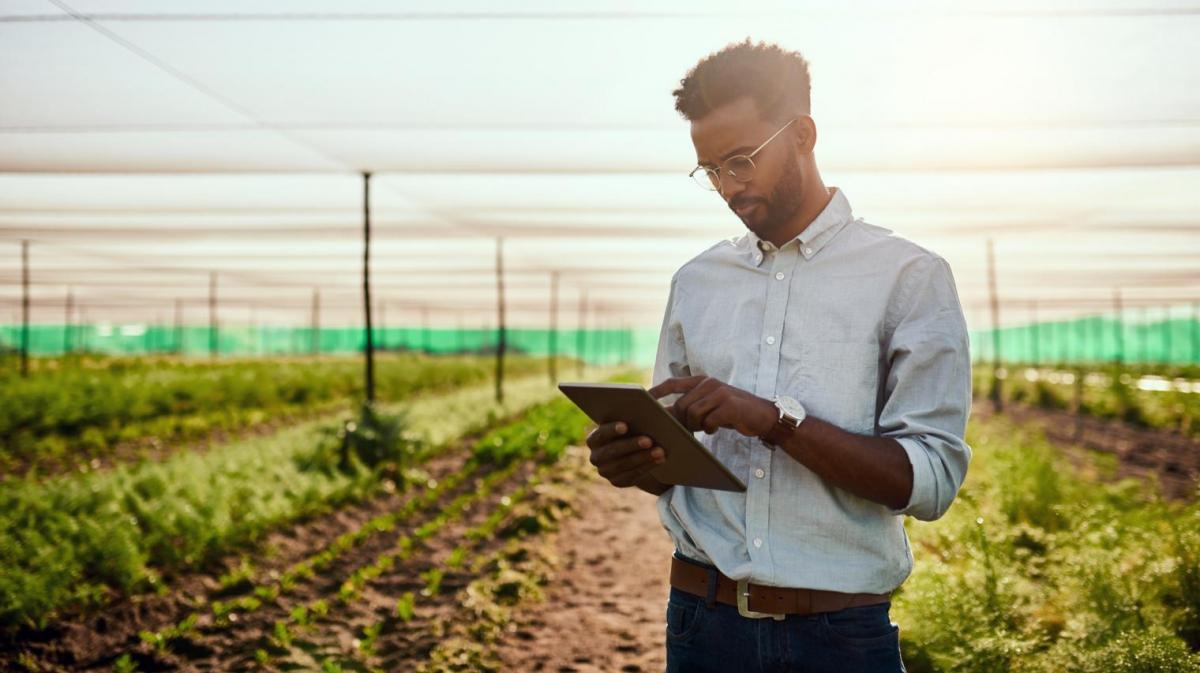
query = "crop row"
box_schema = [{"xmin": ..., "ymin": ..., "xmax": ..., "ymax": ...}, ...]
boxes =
[
  {"xmin": 893, "ymin": 410, "xmax": 1200, "ymax": 671},
  {"xmin": 126, "ymin": 396, "xmax": 590, "ymax": 670},
  {"xmin": 1, "ymin": 352, "xmax": 550, "ymax": 471},
  {"xmin": 973, "ymin": 362, "xmax": 1200, "ymax": 438},
  {"xmin": 0, "ymin": 375, "xmax": 570, "ymax": 632}
]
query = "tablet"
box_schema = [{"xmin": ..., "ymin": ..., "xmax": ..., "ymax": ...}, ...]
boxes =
[{"xmin": 558, "ymin": 382, "xmax": 747, "ymax": 493}]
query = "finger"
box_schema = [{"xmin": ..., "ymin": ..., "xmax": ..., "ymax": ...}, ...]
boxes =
[
  {"xmin": 686, "ymin": 396, "xmax": 722, "ymax": 433},
  {"xmin": 591, "ymin": 435, "xmax": 654, "ymax": 466},
  {"xmin": 674, "ymin": 378, "xmax": 721, "ymax": 428},
  {"xmin": 608, "ymin": 454, "xmax": 666, "ymax": 488},
  {"xmin": 648, "ymin": 376, "xmax": 707, "ymax": 400},
  {"xmin": 598, "ymin": 444, "xmax": 665, "ymax": 480},
  {"xmin": 585, "ymin": 420, "xmax": 629, "ymax": 449}
]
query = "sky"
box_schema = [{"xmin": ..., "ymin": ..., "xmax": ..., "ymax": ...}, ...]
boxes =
[{"xmin": 0, "ymin": 0, "xmax": 1197, "ymax": 333}]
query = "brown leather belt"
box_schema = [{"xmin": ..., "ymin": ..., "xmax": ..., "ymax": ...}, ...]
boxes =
[{"xmin": 670, "ymin": 556, "xmax": 891, "ymax": 620}]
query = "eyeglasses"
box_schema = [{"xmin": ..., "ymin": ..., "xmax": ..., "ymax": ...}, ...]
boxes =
[{"xmin": 689, "ymin": 117, "xmax": 797, "ymax": 193}]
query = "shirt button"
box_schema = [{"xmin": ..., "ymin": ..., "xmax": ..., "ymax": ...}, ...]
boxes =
[
  {"xmin": 774, "ymin": 272, "xmax": 785, "ymax": 280},
  {"xmin": 753, "ymin": 538, "xmax": 763, "ymax": 548},
  {"xmin": 754, "ymin": 254, "xmax": 762, "ymax": 263},
  {"xmin": 804, "ymin": 247, "xmax": 813, "ymax": 255},
  {"xmin": 755, "ymin": 468, "xmax": 765, "ymax": 479},
  {"xmin": 766, "ymin": 336, "xmax": 776, "ymax": 345}
]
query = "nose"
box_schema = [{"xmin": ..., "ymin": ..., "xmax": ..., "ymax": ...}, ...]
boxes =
[{"xmin": 720, "ymin": 177, "xmax": 747, "ymax": 204}]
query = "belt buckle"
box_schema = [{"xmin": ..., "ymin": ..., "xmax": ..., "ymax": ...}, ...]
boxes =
[{"xmin": 736, "ymin": 578, "xmax": 786, "ymax": 621}]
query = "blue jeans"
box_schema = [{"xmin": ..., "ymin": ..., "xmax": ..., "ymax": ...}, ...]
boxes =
[{"xmin": 665, "ymin": 579, "xmax": 906, "ymax": 672}]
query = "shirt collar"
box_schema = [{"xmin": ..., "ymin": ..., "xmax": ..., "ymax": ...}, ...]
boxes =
[{"xmin": 745, "ymin": 187, "xmax": 853, "ymax": 267}]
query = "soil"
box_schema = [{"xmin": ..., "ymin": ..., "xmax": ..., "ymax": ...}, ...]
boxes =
[
  {"xmin": 971, "ymin": 400, "xmax": 1200, "ymax": 499},
  {"xmin": 2, "ymin": 444, "xmax": 480, "ymax": 672},
  {"xmin": 492, "ymin": 474, "xmax": 673, "ymax": 673},
  {"xmin": 7, "ymin": 402, "xmax": 1192, "ymax": 672}
]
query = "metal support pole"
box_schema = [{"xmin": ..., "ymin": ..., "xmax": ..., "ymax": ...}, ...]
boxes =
[
  {"xmin": 986, "ymin": 240, "xmax": 1001, "ymax": 412},
  {"xmin": 20, "ymin": 240, "xmax": 29, "ymax": 377},
  {"xmin": 495, "ymin": 237, "xmax": 507, "ymax": 403},
  {"xmin": 362, "ymin": 172, "xmax": 376, "ymax": 404}
]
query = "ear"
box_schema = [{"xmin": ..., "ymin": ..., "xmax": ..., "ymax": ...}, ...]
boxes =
[{"xmin": 793, "ymin": 115, "xmax": 817, "ymax": 154}]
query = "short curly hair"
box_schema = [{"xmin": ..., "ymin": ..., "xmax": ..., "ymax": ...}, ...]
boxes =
[{"xmin": 672, "ymin": 38, "xmax": 812, "ymax": 123}]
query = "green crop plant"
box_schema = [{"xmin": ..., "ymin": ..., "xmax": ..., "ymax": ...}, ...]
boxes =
[
  {"xmin": 1, "ymin": 353, "xmax": 551, "ymax": 472},
  {"xmin": 395, "ymin": 592, "xmax": 416, "ymax": 623},
  {"xmin": 0, "ymin": 374, "xmax": 568, "ymax": 631},
  {"xmin": 893, "ymin": 413, "xmax": 1200, "ymax": 672}
]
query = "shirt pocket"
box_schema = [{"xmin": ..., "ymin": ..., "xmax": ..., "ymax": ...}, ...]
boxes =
[{"xmin": 789, "ymin": 339, "xmax": 880, "ymax": 435}]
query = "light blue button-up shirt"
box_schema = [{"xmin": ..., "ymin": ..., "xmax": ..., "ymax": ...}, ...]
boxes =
[{"xmin": 652, "ymin": 187, "xmax": 972, "ymax": 593}]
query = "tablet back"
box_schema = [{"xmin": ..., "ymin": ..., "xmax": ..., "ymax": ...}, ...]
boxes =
[{"xmin": 558, "ymin": 382, "xmax": 746, "ymax": 492}]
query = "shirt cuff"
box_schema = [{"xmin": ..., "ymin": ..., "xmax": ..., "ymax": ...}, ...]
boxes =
[{"xmin": 887, "ymin": 435, "xmax": 936, "ymax": 519}]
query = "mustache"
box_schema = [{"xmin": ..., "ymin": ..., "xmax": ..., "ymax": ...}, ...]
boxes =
[{"xmin": 730, "ymin": 196, "xmax": 766, "ymax": 212}]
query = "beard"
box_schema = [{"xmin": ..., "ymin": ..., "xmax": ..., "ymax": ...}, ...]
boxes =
[{"xmin": 735, "ymin": 156, "xmax": 805, "ymax": 240}]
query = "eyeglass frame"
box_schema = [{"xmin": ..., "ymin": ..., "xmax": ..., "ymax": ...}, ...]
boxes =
[{"xmin": 688, "ymin": 117, "xmax": 798, "ymax": 194}]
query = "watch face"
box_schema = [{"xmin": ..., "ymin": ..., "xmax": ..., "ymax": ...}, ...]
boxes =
[{"xmin": 776, "ymin": 396, "xmax": 805, "ymax": 424}]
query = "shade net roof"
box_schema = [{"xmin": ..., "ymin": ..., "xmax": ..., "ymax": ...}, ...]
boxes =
[{"xmin": 2, "ymin": 0, "xmax": 1198, "ymax": 334}]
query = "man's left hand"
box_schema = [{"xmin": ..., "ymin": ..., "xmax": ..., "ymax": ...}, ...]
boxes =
[{"xmin": 648, "ymin": 376, "xmax": 777, "ymax": 438}]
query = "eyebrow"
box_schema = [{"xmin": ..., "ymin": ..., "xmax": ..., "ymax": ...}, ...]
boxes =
[{"xmin": 699, "ymin": 146, "xmax": 754, "ymax": 168}]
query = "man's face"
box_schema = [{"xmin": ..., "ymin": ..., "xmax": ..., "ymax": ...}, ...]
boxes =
[{"xmin": 689, "ymin": 97, "xmax": 805, "ymax": 242}]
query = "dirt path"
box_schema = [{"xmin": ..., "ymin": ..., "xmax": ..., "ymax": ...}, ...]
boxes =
[{"xmin": 494, "ymin": 474, "xmax": 673, "ymax": 673}]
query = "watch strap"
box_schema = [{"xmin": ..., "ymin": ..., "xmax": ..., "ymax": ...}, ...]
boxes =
[{"xmin": 760, "ymin": 420, "xmax": 794, "ymax": 450}]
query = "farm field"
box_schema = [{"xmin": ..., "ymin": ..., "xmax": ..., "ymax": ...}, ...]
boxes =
[
  {"xmin": 972, "ymin": 362, "xmax": 1200, "ymax": 439},
  {"xmin": 0, "ymin": 355, "xmax": 617, "ymax": 668},
  {"xmin": 0, "ymin": 353, "xmax": 550, "ymax": 476},
  {"xmin": 2, "ymin": 358, "xmax": 1198, "ymax": 671}
]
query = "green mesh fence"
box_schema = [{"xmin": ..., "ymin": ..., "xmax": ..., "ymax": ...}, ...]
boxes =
[
  {"xmin": 969, "ymin": 314, "xmax": 1200, "ymax": 365},
  {"xmin": 0, "ymin": 323, "xmax": 662, "ymax": 367},
  {"xmin": 6, "ymin": 314, "xmax": 1198, "ymax": 367}
]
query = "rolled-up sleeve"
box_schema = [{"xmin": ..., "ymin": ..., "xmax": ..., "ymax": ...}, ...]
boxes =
[
  {"xmin": 879, "ymin": 255, "xmax": 973, "ymax": 522},
  {"xmin": 652, "ymin": 273, "xmax": 691, "ymax": 388}
]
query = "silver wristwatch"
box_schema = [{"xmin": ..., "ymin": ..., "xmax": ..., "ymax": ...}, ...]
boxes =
[
  {"xmin": 760, "ymin": 395, "xmax": 806, "ymax": 450},
  {"xmin": 774, "ymin": 395, "xmax": 807, "ymax": 428}
]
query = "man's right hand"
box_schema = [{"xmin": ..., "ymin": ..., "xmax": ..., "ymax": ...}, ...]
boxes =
[{"xmin": 585, "ymin": 421, "xmax": 667, "ymax": 488}]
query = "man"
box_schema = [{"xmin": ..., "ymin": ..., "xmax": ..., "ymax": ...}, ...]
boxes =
[{"xmin": 585, "ymin": 39, "xmax": 972, "ymax": 672}]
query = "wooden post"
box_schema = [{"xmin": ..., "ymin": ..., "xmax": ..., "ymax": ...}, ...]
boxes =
[
  {"xmin": 209, "ymin": 271, "xmax": 218, "ymax": 359},
  {"xmin": 20, "ymin": 240, "xmax": 29, "ymax": 377},
  {"xmin": 495, "ymin": 237, "xmax": 506, "ymax": 403},
  {"xmin": 362, "ymin": 172, "xmax": 376, "ymax": 404},
  {"xmin": 549, "ymin": 270, "xmax": 559, "ymax": 384},
  {"xmin": 986, "ymin": 240, "xmax": 1002, "ymax": 412}
]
